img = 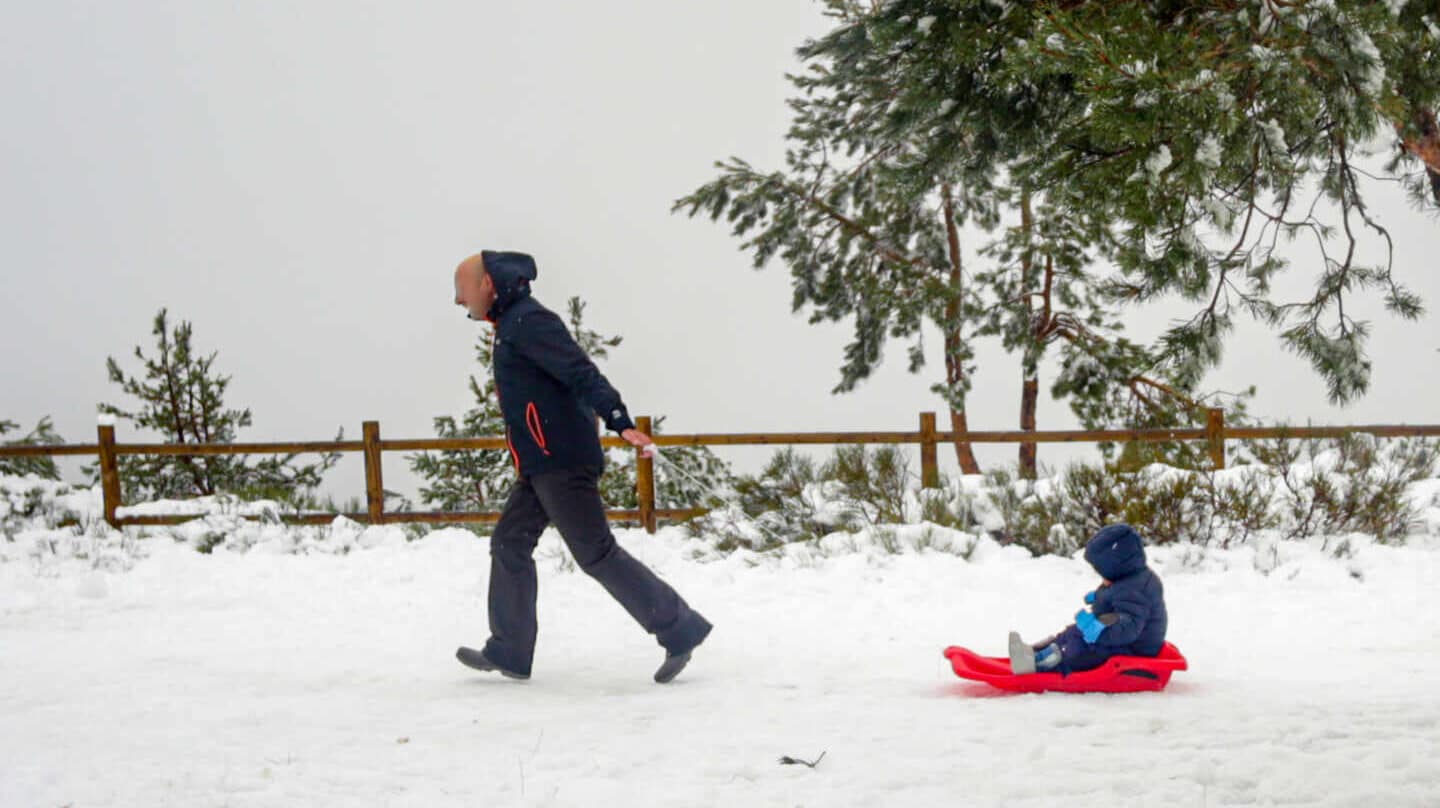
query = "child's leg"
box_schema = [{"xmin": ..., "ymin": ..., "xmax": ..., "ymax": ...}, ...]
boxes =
[
  {"xmin": 1034, "ymin": 641, "xmax": 1061, "ymax": 670},
  {"xmin": 1010, "ymin": 632, "xmax": 1063, "ymax": 673},
  {"xmin": 1027, "ymin": 634, "xmax": 1061, "ymax": 668},
  {"xmin": 1052, "ymin": 626, "xmax": 1112, "ymax": 673}
]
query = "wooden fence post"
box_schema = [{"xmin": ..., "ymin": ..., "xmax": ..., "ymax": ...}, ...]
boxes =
[
  {"xmin": 363, "ymin": 421, "xmax": 385, "ymax": 524},
  {"xmin": 1206, "ymin": 408, "xmax": 1226, "ymax": 470},
  {"xmin": 636, "ymin": 415, "xmax": 657, "ymax": 534},
  {"xmin": 919, "ymin": 412, "xmax": 939, "ymax": 489},
  {"xmin": 97, "ymin": 423, "xmax": 122, "ymax": 528}
]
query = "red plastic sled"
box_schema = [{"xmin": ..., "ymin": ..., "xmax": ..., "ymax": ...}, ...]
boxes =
[{"xmin": 943, "ymin": 642, "xmax": 1187, "ymax": 693}]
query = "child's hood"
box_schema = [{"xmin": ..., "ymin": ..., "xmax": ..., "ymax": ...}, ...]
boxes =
[{"xmin": 1083, "ymin": 524, "xmax": 1147, "ymax": 580}]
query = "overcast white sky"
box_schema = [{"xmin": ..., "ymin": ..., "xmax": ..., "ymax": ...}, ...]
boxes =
[{"xmin": 3, "ymin": 1, "xmax": 1437, "ymax": 502}]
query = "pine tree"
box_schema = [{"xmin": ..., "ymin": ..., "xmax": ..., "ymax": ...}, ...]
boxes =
[
  {"xmin": 561, "ymin": 298, "xmax": 734, "ymax": 514},
  {"xmin": 850, "ymin": 0, "xmax": 1438, "ymax": 404},
  {"xmin": 680, "ymin": 0, "xmax": 1436, "ymax": 476},
  {"xmin": 92, "ymin": 309, "xmax": 341, "ymax": 503},
  {"xmin": 0, "ymin": 417, "xmax": 64, "ymax": 480},
  {"xmin": 407, "ymin": 334, "xmax": 513, "ymax": 513},
  {"xmin": 675, "ymin": 1, "xmax": 1202, "ymax": 477},
  {"xmin": 673, "ymin": 1, "xmax": 1001, "ymax": 473}
]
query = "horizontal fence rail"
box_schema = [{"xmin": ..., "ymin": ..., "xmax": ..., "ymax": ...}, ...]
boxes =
[{"xmin": 3, "ymin": 412, "xmax": 1439, "ymax": 533}]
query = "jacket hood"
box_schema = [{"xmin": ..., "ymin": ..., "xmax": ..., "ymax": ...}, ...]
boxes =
[
  {"xmin": 1083, "ymin": 524, "xmax": 1147, "ymax": 580},
  {"xmin": 482, "ymin": 250, "xmax": 538, "ymax": 319}
]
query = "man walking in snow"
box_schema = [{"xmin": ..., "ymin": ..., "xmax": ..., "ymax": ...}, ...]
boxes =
[{"xmin": 451, "ymin": 251, "xmax": 713, "ymax": 683}]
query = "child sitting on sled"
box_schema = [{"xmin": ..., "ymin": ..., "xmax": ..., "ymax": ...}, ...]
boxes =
[{"xmin": 1009, "ymin": 523, "xmax": 1168, "ymax": 675}]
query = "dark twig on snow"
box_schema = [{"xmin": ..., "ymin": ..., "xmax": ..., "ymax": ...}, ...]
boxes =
[{"xmin": 778, "ymin": 751, "xmax": 827, "ymax": 769}]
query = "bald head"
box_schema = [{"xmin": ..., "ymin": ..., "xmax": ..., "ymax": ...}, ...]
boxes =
[{"xmin": 454, "ymin": 253, "xmax": 496, "ymax": 321}]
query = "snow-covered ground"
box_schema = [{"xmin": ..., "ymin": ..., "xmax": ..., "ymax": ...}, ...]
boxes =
[{"xmin": 4, "ymin": 522, "xmax": 1438, "ymax": 807}]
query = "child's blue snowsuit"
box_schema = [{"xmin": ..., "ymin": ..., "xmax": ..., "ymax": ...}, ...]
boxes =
[{"xmin": 1049, "ymin": 524, "xmax": 1168, "ymax": 674}]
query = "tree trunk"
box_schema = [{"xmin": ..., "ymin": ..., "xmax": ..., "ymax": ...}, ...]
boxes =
[
  {"xmin": 1017, "ymin": 193, "xmax": 1040, "ymax": 479},
  {"xmin": 1019, "ymin": 376, "xmax": 1038, "ymax": 479},
  {"xmin": 948, "ymin": 405, "xmax": 981, "ymax": 474},
  {"xmin": 942, "ymin": 315, "xmax": 981, "ymax": 473},
  {"xmin": 942, "ymin": 184, "xmax": 981, "ymax": 475}
]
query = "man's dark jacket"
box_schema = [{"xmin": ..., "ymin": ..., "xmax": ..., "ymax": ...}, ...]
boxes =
[{"xmin": 482, "ymin": 250, "xmax": 635, "ymax": 477}]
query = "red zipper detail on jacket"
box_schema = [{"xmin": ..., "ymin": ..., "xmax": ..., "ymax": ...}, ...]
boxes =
[
  {"xmin": 504, "ymin": 429, "xmax": 521, "ymax": 472},
  {"xmin": 525, "ymin": 402, "xmax": 552, "ymax": 456}
]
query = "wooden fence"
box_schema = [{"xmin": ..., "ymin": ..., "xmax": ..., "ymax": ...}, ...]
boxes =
[{"xmin": 3, "ymin": 411, "xmax": 1439, "ymax": 534}]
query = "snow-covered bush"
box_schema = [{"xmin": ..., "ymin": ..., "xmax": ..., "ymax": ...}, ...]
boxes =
[
  {"xmin": 971, "ymin": 435, "xmax": 1436, "ymax": 555},
  {"xmin": 1244, "ymin": 434, "xmax": 1437, "ymax": 543},
  {"xmin": 3, "ymin": 434, "xmax": 1435, "ymax": 565},
  {"xmin": 694, "ymin": 449, "xmax": 845, "ymax": 552},
  {"xmin": 0, "ymin": 478, "xmax": 411, "ymax": 571},
  {"xmin": 1, "ymin": 476, "xmax": 100, "ymax": 533},
  {"xmin": 689, "ymin": 437, "xmax": 1439, "ymax": 558},
  {"xmin": 0, "ymin": 417, "xmax": 66, "ymax": 480},
  {"xmin": 695, "ymin": 445, "xmax": 977, "ymax": 553}
]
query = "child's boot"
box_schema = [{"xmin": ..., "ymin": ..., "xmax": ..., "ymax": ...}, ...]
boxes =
[{"xmin": 1008, "ymin": 631, "xmax": 1037, "ymax": 674}]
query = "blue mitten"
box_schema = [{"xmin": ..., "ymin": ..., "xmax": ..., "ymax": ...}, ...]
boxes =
[
  {"xmin": 1075, "ymin": 609, "xmax": 1106, "ymax": 644},
  {"xmin": 1084, "ymin": 590, "xmax": 1096, "ymax": 605}
]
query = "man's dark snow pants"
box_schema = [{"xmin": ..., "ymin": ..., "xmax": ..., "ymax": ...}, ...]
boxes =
[{"xmin": 480, "ymin": 464, "xmax": 711, "ymax": 676}]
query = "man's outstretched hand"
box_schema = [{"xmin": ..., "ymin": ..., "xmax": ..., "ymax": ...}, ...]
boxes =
[{"xmin": 621, "ymin": 429, "xmax": 657, "ymax": 457}]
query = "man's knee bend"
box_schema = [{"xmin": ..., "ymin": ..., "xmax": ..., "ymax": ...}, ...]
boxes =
[
  {"xmin": 491, "ymin": 535, "xmax": 537, "ymax": 566},
  {"xmin": 571, "ymin": 534, "xmax": 619, "ymax": 572}
]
